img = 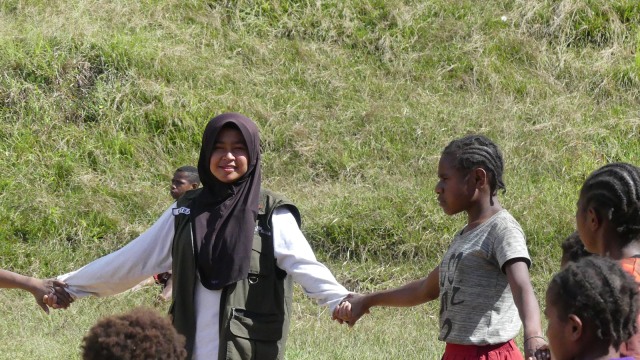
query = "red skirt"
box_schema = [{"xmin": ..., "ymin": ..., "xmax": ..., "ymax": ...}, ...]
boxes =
[{"xmin": 442, "ymin": 339, "xmax": 524, "ymax": 360}]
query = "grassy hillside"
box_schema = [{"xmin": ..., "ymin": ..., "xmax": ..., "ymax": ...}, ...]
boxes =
[{"xmin": 0, "ymin": 0, "xmax": 639, "ymax": 358}]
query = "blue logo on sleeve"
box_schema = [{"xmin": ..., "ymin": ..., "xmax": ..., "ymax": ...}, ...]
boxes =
[{"xmin": 172, "ymin": 207, "xmax": 191, "ymax": 216}]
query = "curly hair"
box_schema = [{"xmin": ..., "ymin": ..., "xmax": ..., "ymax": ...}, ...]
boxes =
[
  {"xmin": 442, "ymin": 135, "xmax": 505, "ymax": 205},
  {"xmin": 579, "ymin": 162, "xmax": 640, "ymax": 244},
  {"xmin": 548, "ymin": 256, "xmax": 638, "ymax": 350},
  {"xmin": 82, "ymin": 308, "xmax": 187, "ymax": 360},
  {"xmin": 560, "ymin": 231, "xmax": 591, "ymax": 266}
]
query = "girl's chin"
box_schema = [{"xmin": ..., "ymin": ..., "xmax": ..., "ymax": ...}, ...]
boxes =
[{"xmin": 213, "ymin": 174, "xmax": 238, "ymax": 183}]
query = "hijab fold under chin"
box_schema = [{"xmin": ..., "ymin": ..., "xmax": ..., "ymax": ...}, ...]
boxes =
[{"xmin": 190, "ymin": 113, "xmax": 261, "ymax": 290}]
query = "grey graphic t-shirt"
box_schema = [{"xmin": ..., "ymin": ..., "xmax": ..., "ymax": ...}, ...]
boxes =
[{"xmin": 438, "ymin": 210, "xmax": 531, "ymax": 345}]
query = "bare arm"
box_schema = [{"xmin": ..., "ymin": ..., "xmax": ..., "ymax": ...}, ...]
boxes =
[
  {"xmin": 504, "ymin": 259, "xmax": 549, "ymax": 360},
  {"xmin": 0, "ymin": 269, "xmax": 71, "ymax": 313},
  {"xmin": 334, "ymin": 266, "xmax": 440, "ymax": 326},
  {"xmin": 366, "ymin": 265, "xmax": 440, "ymax": 307},
  {"xmin": 0, "ymin": 269, "xmax": 36, "ymax": 290}
]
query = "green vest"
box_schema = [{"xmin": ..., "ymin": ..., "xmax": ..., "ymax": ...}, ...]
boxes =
[{"xmin": 170, "ymin": 188, "xmax": 300, "ymax": 360}]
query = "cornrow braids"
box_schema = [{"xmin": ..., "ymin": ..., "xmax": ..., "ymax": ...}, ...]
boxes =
[
  {"xmin": 442, "ymin": 135, "xmax": 505, "ymax": 205},
  {"xmin": 176, "ymin": 165, "xmax": 200, "ymax": 185},
  {"xmin": 580, "ymin": 162, "xmax": 640, "ymax": 244},
  {"xmin": 548, "ymin": 256, "xmax": 638, "ymax": 350}
]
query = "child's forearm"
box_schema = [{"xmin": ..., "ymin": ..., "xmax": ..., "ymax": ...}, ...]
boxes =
[
  {"xmin": 0, "ymin": 269, "xmax": 39, "ymax": 294},
  {"xmin": 515, "ymin": 287, "xmax": 548, "ymax": 357},
  {"xmin": 518, "ymin": 290, "xmax": 543, "ymax": 338},
  {"xmin": 366, "ymin": 281, "xmax": 427, "ymax": 307},
  {"xmin": 505, "ymin": 262, "xmax": 543, "ymax": 337},
  {"xmin": 366, "ymin": 266, "xmax": 439, "ymax": 308}
]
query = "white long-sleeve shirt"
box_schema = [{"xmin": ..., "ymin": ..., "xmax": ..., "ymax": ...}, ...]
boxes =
[{"xmin": 59, "ymin": 205, "xmax": 349, "ymax": 359}]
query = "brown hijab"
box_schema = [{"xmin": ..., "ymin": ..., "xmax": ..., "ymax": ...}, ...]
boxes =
[{"xmin": 190, "ymin": 113, "xmax": 261, "ymax": 290}]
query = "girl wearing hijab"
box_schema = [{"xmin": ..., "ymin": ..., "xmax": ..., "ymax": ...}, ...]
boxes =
[{"xmin": 49, "ymin": 113, "xmax": 350, "ymax": 360}]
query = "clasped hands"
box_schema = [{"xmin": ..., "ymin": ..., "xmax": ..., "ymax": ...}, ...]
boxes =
[
  {"xmin": 36, "ymin": 279, "xmax": 73, "ymax": 314},
  {"xmin": 332, "ymin": 293, "xmax": 370, "ymax": 327}
]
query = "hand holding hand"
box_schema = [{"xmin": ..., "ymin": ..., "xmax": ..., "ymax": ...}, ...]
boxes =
[
  {"xmin": 524, "ymin": 335, "xmax": 550, "ymax": 360},
  {"xmin": 332, "ymin": 293, "xmax": 370, "ymax": 327},
  {"xmin": 332, "ymin": 300, "xmax": 351, "ymax": 325},
  {"xmin": 32, "ymin": 278, "xmax": 73, "ymax": 314}
]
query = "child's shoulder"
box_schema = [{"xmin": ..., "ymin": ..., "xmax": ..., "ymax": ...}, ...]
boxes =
[
  {"xmin": 486, "ymin": 210, "xmax": 525, "ymax": 238},
  {"xmin": 177, "ymin": 188, "xmax": 203, "ymax": 206},
  {"xmin": 489, "ymin": 209, "xmax": 522, "ymax": 228}
]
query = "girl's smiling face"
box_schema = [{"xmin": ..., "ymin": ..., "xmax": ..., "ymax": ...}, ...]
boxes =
[{"xmin": 209, "ymin": 126, "xmax": 249, "ymax": 183}]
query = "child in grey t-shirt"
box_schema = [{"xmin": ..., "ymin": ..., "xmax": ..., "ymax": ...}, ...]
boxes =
[{"xmin": 333, "ymin": 135, "xmax": 549, "ymax": 360}]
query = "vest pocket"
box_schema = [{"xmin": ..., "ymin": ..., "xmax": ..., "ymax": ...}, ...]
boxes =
[
  {"xmin": 227, "ymin": 308, "xmax": 282, "ymax": 360},
  {"xmin": 229, "ymin": 308, "xmax": 283, "ymax": 341}
]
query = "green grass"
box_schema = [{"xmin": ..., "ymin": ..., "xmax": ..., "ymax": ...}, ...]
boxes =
[{"xmin": 1, "ymin": 0, "xmax": 639, "ymax": 358}]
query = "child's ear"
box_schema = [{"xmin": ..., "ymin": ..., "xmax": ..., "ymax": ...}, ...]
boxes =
[
  {"xmin": 567, "ymin": 314, "xmax": 583, "ymax": 340},
  {"xmin": 473, "ymin": 168, "xmax": 487, "ymax": 188},
  {"xmin": 586, "ymin": 207, "xmax": 601, "ymax": 232}
]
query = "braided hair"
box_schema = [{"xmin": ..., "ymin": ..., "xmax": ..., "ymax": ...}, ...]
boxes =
[
  {"xmin": 442, "ymin": 135, "xmax": 505, "ymax": 205},
  {"xmin": 548, "ymin": 256, "xmax": 638, "ymax": 350},
  {"xmin": 579, "ymin": 162, "xmax": 640, "ymax": 244}
]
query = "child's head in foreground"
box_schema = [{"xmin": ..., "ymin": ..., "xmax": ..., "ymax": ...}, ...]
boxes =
[
  {"xmin": 560, "ymin": 231, "xmax": 591, "ymax": 268},
  {"xmin": 82, "ymin": 307, "xmax": 187, "ymax": 360},
  {"xmin": 576, "ymin": 162, "xmax": 640, "ymax": 255},
  {"xmin": 545, "ymin": 256, "xmax": 638, "ymax": 360}
]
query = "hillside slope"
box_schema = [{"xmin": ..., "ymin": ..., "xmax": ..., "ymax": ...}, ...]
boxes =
[{"xmin": 1, "ymin": 0, "xmax": 638, "ymax": 274}]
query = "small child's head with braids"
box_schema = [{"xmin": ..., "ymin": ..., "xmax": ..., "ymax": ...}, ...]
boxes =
[
  {"xmin": 560, "ymin": 231, "xmax": 591, "ymax": 268},
  {"xmin": 577, "ymin": 162, "xmax": 640, "ymax": 255},
  {"xmin": 545, "ymin": 256, "xmax": 638, "ymax": 360},
  {"xmin": 436, "ymin": 135, "xmax": 505, "ymax": 215}
]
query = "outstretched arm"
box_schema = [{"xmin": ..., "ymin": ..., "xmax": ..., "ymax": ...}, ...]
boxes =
[
  {"xmin": 334, "ymin": 266, "xmax": 440, "ymax": 326},
  {"xmin": 272, "ymin": 207, "xmax": 350, "ymax": 311},
  {"xmin": 0, "ymin": 269, "xmax": 72, "ymax": 313},
  {"xmin": 505, "ymin": 259, "xmax": 549, "ymax": 360},
  {"xmin": 44, "ymin": 206, "xmax": 176, "ymax": 307}
]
